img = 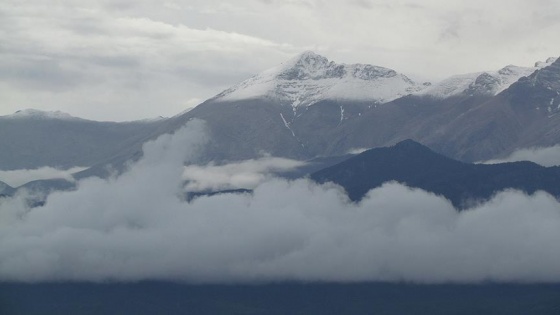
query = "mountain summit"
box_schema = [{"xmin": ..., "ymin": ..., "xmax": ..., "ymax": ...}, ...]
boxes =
[
  {"xmin": 311, "ymin": 140, "xmax": 560, "ymax": 209},
  {"xmin": 214, "ymin": 51, "xmax": 429, "ymax": 108},
  {"xmin": 418, "ymin": 57, "xmax": 558, "ymax": 98}
]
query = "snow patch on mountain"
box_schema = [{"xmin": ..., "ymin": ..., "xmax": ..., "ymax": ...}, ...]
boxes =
[
  {"xmin": 215, "ymin": 51, "xmax": 429, "ymax": 108},
  {"xmin": 535, "ymin": 57, "xmax": 558, "ymax": 68},
  {"xmin": 2, "ymin": 109, "xmax": 81, "ymax": 120},
  {"xmin": 2, "ymin": 109, "xmax": 168, "ymax": 123},
  {"xmin": 419, "ymin": 57, "xmax": 558, "ymax": 98}
]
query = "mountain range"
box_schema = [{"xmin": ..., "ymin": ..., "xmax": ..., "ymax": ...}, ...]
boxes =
[
  {"xmin": 182, "ymin": 140, "xmax": 560, "ymax": 210},
  {"xmin": 6, "ymin": 138, "xmax": 560, "ymax": 212},
  {"xmin": 311, "ymin": 140, "xmax": 560, "ymax": 209},
  {"xmin": 3, "ymin": 51, "xmax": 560, "ymax": 312},
  {"xmin": 160, "ymin": 52, "xmax": 560, "ymax": 163},
  {"xmin": 1, "ymin": 52, "xmax": 559, "ymax": 190},
  {"xmin": 0, "ymin": 109, "xmax": 166, "ymax": 170}
]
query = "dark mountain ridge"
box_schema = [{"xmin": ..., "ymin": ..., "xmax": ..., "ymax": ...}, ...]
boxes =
[
  {"xmin": 0, "ymin": 180, "xmax": 15, "ymax": 197},
  {"xmin": 311, "ymin": 140, "xmax": 560, "ymax": 209}
]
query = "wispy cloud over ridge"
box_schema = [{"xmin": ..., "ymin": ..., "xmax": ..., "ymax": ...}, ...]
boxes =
[{"xmin": 182, "ymin": 157, "xmax": 305, "ymax": 192}]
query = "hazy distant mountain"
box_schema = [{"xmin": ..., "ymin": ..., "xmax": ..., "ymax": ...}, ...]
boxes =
[
  {"xmin": 311, "ymin": 140, "xmax": 560, "ymax": 209},
  {"xmin": 0, "ymin": 109, "xmax": 167, "ymax": 170}
]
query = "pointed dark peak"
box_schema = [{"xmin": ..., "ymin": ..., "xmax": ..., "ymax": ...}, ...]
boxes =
[
  {"xmin": 390, "ymin": 139, "xmax": 441, "ymax": 156},
  {"xmin": 393, "ymin": 139, "xmax": 426, "ymax": 149},
  {"xmin": 349, "ymin": 139, "xmax": 438, "ymax": 158},
  {"xmin": 311, "ymin": 140, "xmax": 560, "ymax": 209},
  {"xmin": 348, "ymin": 139, "xmax": 455, "ymax": 166}
]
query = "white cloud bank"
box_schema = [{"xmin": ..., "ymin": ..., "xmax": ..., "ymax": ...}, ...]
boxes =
[
  {"xmin": 182, "ymin": 157, "xmax": 305, "ymax": 192},
  {"xmin": 1, "ymin": 120, "xmax": 560, "ymax": 283},
  {"xmin": 0, "ymin": 167, "xmax": 87, "ymax": 188}
]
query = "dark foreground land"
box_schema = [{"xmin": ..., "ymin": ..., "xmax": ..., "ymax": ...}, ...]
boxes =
[{"xmin": 1, "ymin": 282, "xmax": 560, "ymax": 315}]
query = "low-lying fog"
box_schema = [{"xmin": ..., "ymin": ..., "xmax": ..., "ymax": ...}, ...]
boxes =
[{"xmin": 1, "ymin": 120, "xmax": 560, "ymax": 283}]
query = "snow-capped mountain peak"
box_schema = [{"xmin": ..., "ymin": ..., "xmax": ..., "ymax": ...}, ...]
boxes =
[
  {"xmin": 535, "ymin": 57, "xmax": 558, "ymax": 68},
  {"xmin": 215, "ymin": 51, "xmax": 429, "ymax": 108},
  {"xmin": 419, "ymin": 57, "xmax": 558, "ymax": 98},
  {"xmin": 275, "ymin": 51, "xmax": 333, "ymax": 80},
  {"xmin": 274, "ymin": 51, "xmax": 400, "ymax": 81}
]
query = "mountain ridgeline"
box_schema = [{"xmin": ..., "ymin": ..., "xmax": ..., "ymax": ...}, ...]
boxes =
[
  {"xmin": 0, "ymin": 110, "xmax": 167, "ymax": 170},
  {"xmin": 177, "ymin": 53, "xmax": 560, "ymax": 163},
  {"xmin": 1, "ymin": 52, "xmax": 560, "ymax": 186},
  {"xmin": 311, "ymin": 140, "xmax": 560, "ymax": 209}
]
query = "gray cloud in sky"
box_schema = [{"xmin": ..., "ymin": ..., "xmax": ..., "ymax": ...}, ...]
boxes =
[
  {"xmin": 1, "ymin": 120, "xmax": 560, "ymax": 283},
  {"xmin": 350, "ymin": 0, "xmax": 374, "ymax": 9},
  {"xmin": 0, "ymin": 0, "xmax": 559, "ymax": 120}
]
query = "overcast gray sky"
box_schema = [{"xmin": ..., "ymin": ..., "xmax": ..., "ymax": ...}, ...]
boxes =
[{"xmin": 1, "ymin": 0, "xmax": 559, "ymax": 121}]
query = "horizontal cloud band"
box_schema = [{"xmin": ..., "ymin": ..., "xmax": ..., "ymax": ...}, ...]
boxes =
[{"xmin": 1, "ymin": 120, "xmax": 560, "ymax": 283}]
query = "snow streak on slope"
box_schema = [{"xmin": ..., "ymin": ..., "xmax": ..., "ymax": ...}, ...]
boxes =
[
  {"xmin": 419, "ymin": 57, "xmax": 558, "ymax": 98},
  {"xmin": 215, "ymin": 51, "xmax": 429, "ymax": 108}
]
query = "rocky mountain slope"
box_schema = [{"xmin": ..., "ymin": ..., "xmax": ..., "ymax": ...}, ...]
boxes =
[{"xmin": 424, "ymin": 57, "xmax": 560, "ymax": 161}]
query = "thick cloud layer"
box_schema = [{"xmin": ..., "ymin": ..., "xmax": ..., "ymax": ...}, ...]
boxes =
[
  {"xmin": 1, "ymin": 121, "xmax": 560, "ymax": 283},
  {"xmin": 182, "ymin": 157, "xmax": 305, "ymax": 192}
]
